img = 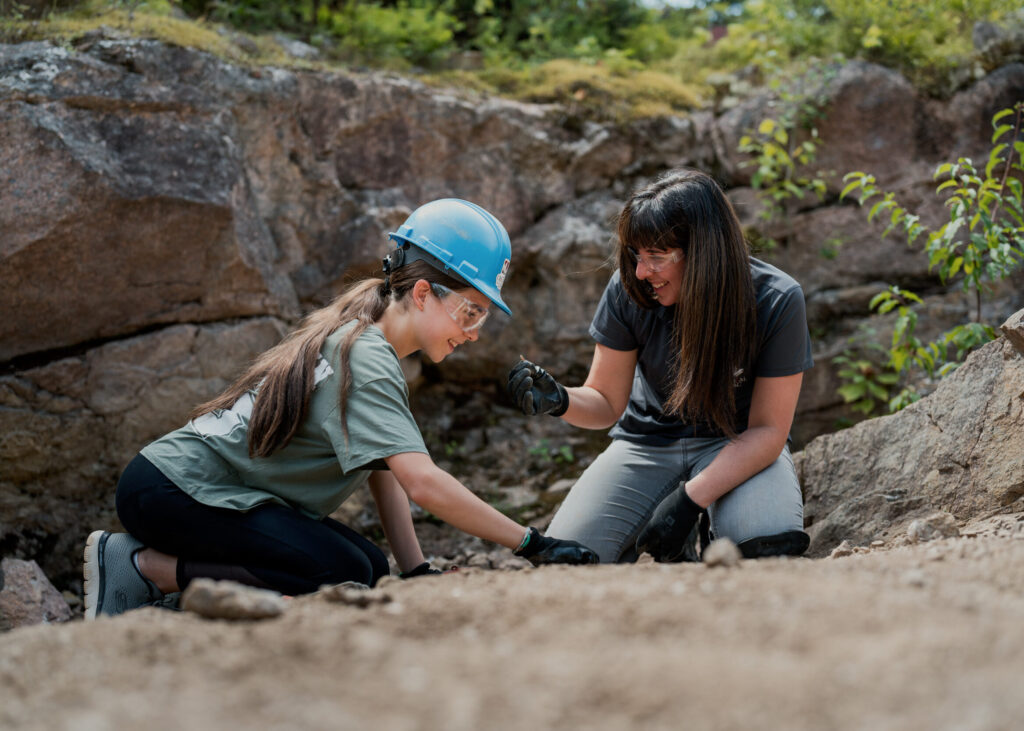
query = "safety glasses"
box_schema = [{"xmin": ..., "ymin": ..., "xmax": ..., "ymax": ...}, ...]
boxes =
[
  {"xmin": 625, "ymin": 247, "xmax": 683, "ymax": 273},
  {"xmin": 429, "ymin": 283, "xmax": 490, "ymax": 332}
]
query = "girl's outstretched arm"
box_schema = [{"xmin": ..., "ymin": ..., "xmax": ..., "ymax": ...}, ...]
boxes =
[
  {"xmin": 368, "ymin": 470, "xmax": 426, "ymax": 573},
  {"xmin": 384, "ymin": 451, "xmax": 526, "ymax": 548}
]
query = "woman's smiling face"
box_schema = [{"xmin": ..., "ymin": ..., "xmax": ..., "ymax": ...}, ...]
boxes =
[{"xmin": 629, "ymin": 247, "xmax": 686, "ymax": 306}]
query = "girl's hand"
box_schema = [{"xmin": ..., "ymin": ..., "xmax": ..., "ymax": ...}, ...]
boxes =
[
  {"xmin": 514, "ymin": 527, "xmax": 598, "ymax": 566},
  {"xmin": 398, "ymin": 562, "xmax": 443, "ymax": 579}
]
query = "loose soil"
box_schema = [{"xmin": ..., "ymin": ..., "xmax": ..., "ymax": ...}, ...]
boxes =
[{"xmin": 3, "ymin": 517, "xmax": 1024, "ymax": 730}]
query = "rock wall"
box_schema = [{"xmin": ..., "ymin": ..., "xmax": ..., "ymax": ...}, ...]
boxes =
[{"xmin": 2, "ymin": 38, "xmax": 1023, "ymax": 585}]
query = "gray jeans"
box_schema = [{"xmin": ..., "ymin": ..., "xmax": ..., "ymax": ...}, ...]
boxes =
[{"xmin": 546, "ymin": 437, "xmax": 804, "ymax": 563}]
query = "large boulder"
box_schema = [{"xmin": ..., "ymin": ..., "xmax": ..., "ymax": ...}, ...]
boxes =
[
  {"xmin": 0, "ymin": 43, "xmax": 299, "ymax": 362},
  {"xmin": 796, "ymin": 308, "xmax": 1024, "ymax": 555}
]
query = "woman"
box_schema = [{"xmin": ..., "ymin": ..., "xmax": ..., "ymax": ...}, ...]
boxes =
[
  {"xmin": 508, "ymin": 170, "xmax": 814, "ymax": 563},
  {"xmin": 85, "ymin": 198, "xmax": 596, "ymax": 620}
]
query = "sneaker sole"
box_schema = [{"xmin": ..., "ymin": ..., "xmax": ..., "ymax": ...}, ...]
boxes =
[
  {"xmin": 737, "ymin": 530, "xmax": 810, "ymax": 559},
  {"xmin": 82, "ymin": 530, "xmax": 107, "ymax": 621}
]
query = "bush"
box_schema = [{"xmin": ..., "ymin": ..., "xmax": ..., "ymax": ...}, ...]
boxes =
[
  {"xmin": 325, "ymin": 1, "xmax": 459, "ymax": 68},
  {"xmin": 837, "ymin": 104, "xmax": 1024, "ymax": 412}
]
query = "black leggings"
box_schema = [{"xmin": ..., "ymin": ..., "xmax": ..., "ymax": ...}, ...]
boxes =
[{"xmin": 116, "ymin": 454, "xmax": 390, "ymax": 594}]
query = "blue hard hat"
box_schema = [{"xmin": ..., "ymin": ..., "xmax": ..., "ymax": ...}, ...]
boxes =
[{"xmin": 387, "ymin": 199, "xmax": 513, "ymax": 316}]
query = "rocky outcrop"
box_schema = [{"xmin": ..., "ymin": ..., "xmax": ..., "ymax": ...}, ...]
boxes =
[
  {"xmin": 2, "ymin": 38, "xmax": 1023, "ymax": 586},
  {"xmin": 797, "ymin": 309, "xmax": 1024, "ymax": 556}
]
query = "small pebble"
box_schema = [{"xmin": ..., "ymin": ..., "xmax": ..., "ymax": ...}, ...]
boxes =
[
  {"xmin": 465, "ymin": 553, "xmax": 493, "ymax": 569},
  {"xmin": 902, "ymin": 569, "xmax": 928, "ymax": 588},
  {"xmin": 181, "ymin": 579, "xmax": 287, "ymax": 620},
  {"xmin": 829, "ymin": 540, "xmax": 854, "ymax": 558},
  {"xmin": 907, "ymin": 512, "xmax": 960, "ymax": 543},
  {"xmin": 317, "ymin": 582, "xmax": 391, "ymax": 608},
  {"xmin": 702, "ymin": 538, "xmax": 742, "ymax": 568}
]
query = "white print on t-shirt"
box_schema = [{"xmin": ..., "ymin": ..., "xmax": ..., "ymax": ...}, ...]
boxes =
[{"xmin": 190, "ymin": 355, "xmax": 335, "ymax": 438}]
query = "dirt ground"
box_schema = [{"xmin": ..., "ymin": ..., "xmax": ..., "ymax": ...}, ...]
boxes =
[{"xmin": 3, "ymin": 517, "xmax": 1024, "ymax": 731}]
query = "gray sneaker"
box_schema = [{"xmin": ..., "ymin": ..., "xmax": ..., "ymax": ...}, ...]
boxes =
[{"xmin": 83, "ymin": 531, "xmax": 163, "ymax": 620}]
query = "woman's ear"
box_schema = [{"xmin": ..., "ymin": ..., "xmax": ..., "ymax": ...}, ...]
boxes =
[{"xmin": 411, "ymin": 279, "xmax": 431, "ymax": 311}]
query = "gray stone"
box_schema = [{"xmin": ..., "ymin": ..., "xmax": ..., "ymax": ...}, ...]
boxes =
[
  {"xmin": 908, "ymin": 512, "xmax": 961, "ymax": 543},
  {"xmin": 829, "ymin": 540, "xmax": 854, "ymax": 559},
  {"xmin": 181, "ymin": 579, "xmax": 288, "ymax": 620},
  {"xmin": 0, "ymin": 558, "xmax": 72, "ymax": 631},
  {"xmin": 316, "ymin": 583, "xmax": 392, "ymax": 607},
  {"xmin": 702, "ymin": 538, "xmax": 742, "ymax": 568}
]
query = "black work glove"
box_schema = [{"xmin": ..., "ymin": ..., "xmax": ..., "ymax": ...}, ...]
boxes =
[
  {"xmin": 399, "ymin": 562, "xmax": 442, "ymax": 579},
  {"xmin": 635, "ymin": 485, "xmax": 703, "ymax": 563},
  {"xmin": 514, "ymin": 527, "xmax": 598, "ymax": 566},
  {"xmin": 507, "ymin": 359, "xmax": 569, "ymax": 416}
]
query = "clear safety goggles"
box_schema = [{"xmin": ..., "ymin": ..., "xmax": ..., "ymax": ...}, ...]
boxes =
[
  {"xmin": 625, "ymin": 247, "xmax": 683, "ymax": 273},
  {"xmin": 430, "ymin": 283, "xmax": 490, "ymax": 332}
]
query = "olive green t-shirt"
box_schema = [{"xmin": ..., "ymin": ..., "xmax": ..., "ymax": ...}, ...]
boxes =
[{"xmin": 141, "ymin": 323, "xmax": 428, "ymax": 519}]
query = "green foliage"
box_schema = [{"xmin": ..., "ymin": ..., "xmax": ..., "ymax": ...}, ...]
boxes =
[
  {"xmin": 673, "ymin": 0, "xmax": 1019, "ymax": 95},
  {"xmin": 737, "ymin": 64, "xmax": 836, "ymax": 226},
  {"xmin": 739, "ymin": 117, "xmax": 827, "ymax": 221},
  {"xmin": 327, "ymin": 1, "xmax": 459, "ymax": 67},
  {"xmin": 528, "ymin": 439, "xmax": 575, "ymax": 464},
  {"xmin": 822, "ymin": 0, "xmax": 1017, "ymax": 91},
  {"xmin": 838, "ymin": 103, "xmax": 1024, "ymax": 409},
  {"xmin": 832, "ymin": 346, "xmax": 900, "ymax": 415}
]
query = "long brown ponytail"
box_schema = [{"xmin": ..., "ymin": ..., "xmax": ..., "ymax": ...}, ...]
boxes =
[
  {"xmin": 191, "ymin": 260, "xmax": 467, "ymax": 457},
  {"xmin": 616, "ymin": 169, "xmax": 757, "ymax": 438}
]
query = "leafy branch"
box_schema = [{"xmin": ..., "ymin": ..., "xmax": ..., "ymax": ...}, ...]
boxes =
[{"xmin": 836, "ymin": 103, "xmax": 1024, "ymax": 410}]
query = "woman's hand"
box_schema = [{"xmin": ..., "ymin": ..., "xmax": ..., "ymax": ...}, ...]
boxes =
[
  {"xmin": 635, "ymin": 484, "xmax": 703, "ymax": 562},
  {"xmin": 507, "ymin": 359, "xmax": 569, "ymax": 416}
]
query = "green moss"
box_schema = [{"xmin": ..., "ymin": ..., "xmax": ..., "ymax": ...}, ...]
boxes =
[
  {"xmin": 0, "ymin": 5, "xmax": 305, "ymax": 69},
  {"xmin": 430, "ymin": 58, "xmax": 704, "ymax": 122}
]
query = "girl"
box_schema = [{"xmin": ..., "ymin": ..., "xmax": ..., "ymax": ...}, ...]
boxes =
[
  {"xmin": 508, "ymin": 170, "xmax": 814, "ymax": 563},
  {"xmin": 85, "ymin": 198, "xmax": 596, "ymax": 620}
]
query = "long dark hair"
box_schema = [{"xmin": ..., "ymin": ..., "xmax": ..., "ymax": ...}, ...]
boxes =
[
  {"xmin": 191, "ymin": 260, "xmax": 468, "ymax": 457},
  {"xmin": 616, "ymin": 168, "xmax": 756, "ymax": 437}
]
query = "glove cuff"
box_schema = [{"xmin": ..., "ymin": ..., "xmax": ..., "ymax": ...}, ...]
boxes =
[
  {"xmin": 513, "ymin": 527, "xmax": 541, "ymax": 557},
  {"xmin": 399, "ymin": 562, "xmax": 434, "ymax": 579},
  {"xmin": 549, "ymin": 382, "xmax": 569, "ymax": 417}
]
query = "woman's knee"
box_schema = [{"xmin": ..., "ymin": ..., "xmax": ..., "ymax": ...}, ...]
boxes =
[{"xmin": 708, "ymin": 453, "xmax": 803, "ymax": 543}]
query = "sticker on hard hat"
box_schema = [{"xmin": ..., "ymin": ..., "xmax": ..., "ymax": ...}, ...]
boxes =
[{"xmin": 496, "ymin": 258, "xmax": 510, "ymax": 290}]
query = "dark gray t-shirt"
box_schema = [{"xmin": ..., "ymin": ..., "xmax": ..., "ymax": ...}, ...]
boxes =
[{"xmin": 590, "ymin": 258, "xmax": 814, "ymax": 445}]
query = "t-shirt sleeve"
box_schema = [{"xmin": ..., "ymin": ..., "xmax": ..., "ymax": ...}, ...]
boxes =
[
  {"xmin": 589, "ymin": 274, "xmax": 639, "ymax": 351},
  {"xmin": 322, "ymin": 377, "xmax": 428, "ymax": 473},
  {"xmin": 756, "ymin": 285, "xmax": 815, "ymax": 377}
]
